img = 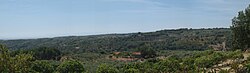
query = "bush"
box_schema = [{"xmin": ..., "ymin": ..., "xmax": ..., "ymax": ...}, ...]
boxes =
[
  {"xmin": 124, "ymin": 68, "xmax": 139, "ymax": 73},
  {"xmin": 96, "ymin": 64, "xmax": 119, "ymax": 73},
  {"xmin": 57, "ymin": 60, "xmax": 85, "ymax": 73}
]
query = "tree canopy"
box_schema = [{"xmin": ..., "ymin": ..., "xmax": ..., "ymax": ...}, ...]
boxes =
[
  {"xmin": 231, "ymin": 5, "xmax": 250, "ymax": 51},
  {"xmin": 57, "ymin": 60, "xmax": 85, "ymax": 73},
  {"xmin": 0, "ymin": 44, "xmax": 33, "ymax": 73},
  {"xmin": 96, "ymin": 64, "xmax": 119, "ymax": 73}
]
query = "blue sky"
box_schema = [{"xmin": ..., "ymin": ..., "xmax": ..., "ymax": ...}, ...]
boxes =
[{"xmin": 0, "ymin": 0, "xmax": 249, "ymax": 39}]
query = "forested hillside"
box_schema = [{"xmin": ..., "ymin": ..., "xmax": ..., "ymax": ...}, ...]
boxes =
[{"xmin": 0, "ymin": 28, "xmax": 231, "ymax": 52}]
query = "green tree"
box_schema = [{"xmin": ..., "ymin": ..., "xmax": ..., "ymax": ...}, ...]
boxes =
[
  {"xmin": 31, "ymin": 60, "xmax": 55, "ymax": 73},
  {"xmin": 33, "ymin": 47, "xmax": 61, "ymax": 60},
  {"xmin": 138, "ymin": 45, "xmax": 157, "ymax": 59},
  {"xmin": 96, "ymin": 64, "xmax": 119, "ymax": 73},
  {"xmin": 231, "ymin": 5, "xmax": 250, "ymax": 51},
  {"xmin": 0, "ymin": 44, "xmax": 33, "ymax": 73},
  {"xmin": 57, "ymin": 60, "xmax": 85, "ymax": 73}
]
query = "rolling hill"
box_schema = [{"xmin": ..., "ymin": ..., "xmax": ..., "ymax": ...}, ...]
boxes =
[{"xmin": 0, "ymin": 28, "xmax": 232, "ymax": 53}]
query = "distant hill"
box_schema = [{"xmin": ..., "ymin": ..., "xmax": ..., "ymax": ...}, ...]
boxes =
[{"xmin": 0, "ymin": 28, "xmax": 232, "ymax": 53}]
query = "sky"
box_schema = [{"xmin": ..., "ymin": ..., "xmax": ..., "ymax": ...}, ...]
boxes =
[{"xmin": 0, "ymin": 0, "xmax": 250, "ymax": 39}]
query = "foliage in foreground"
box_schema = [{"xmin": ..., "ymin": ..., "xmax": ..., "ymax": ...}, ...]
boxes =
[
  {"xmin": 0, "ymin": 44, "xmax": 85, "ymax": 73},
  {"xmin": 0, "ymin": 45, "xmax": 33, "ymax": 73}
]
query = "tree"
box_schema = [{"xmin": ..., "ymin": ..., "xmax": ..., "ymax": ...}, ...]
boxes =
[
  {"xmin": 96, "ymin": 64, "xmax": 119, "ymax": 73},
  {"xmin": 57, "ymin": 60, "xmax": 85, "ymax": 73},
  {"xmin": 0, "ymin": 44, "xmax": 33, "ymax": 73},
  {"xmin": 140, "ymin": 48, "xmax": 157, "ymax": 59},
  {"xmin": 31, "ymin": 60, "xmax": 55, "ymax": 73},
  {"xmin": 33, "ymin": 47, "xmax": 61, "ymax": 60},
  {"xmin": 231, "ymin": 5, "xmax": 250, "ymax": 51},
  {"xmin": 138, "ymin": 44, "xmax": 157, "ymax": 59}
]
